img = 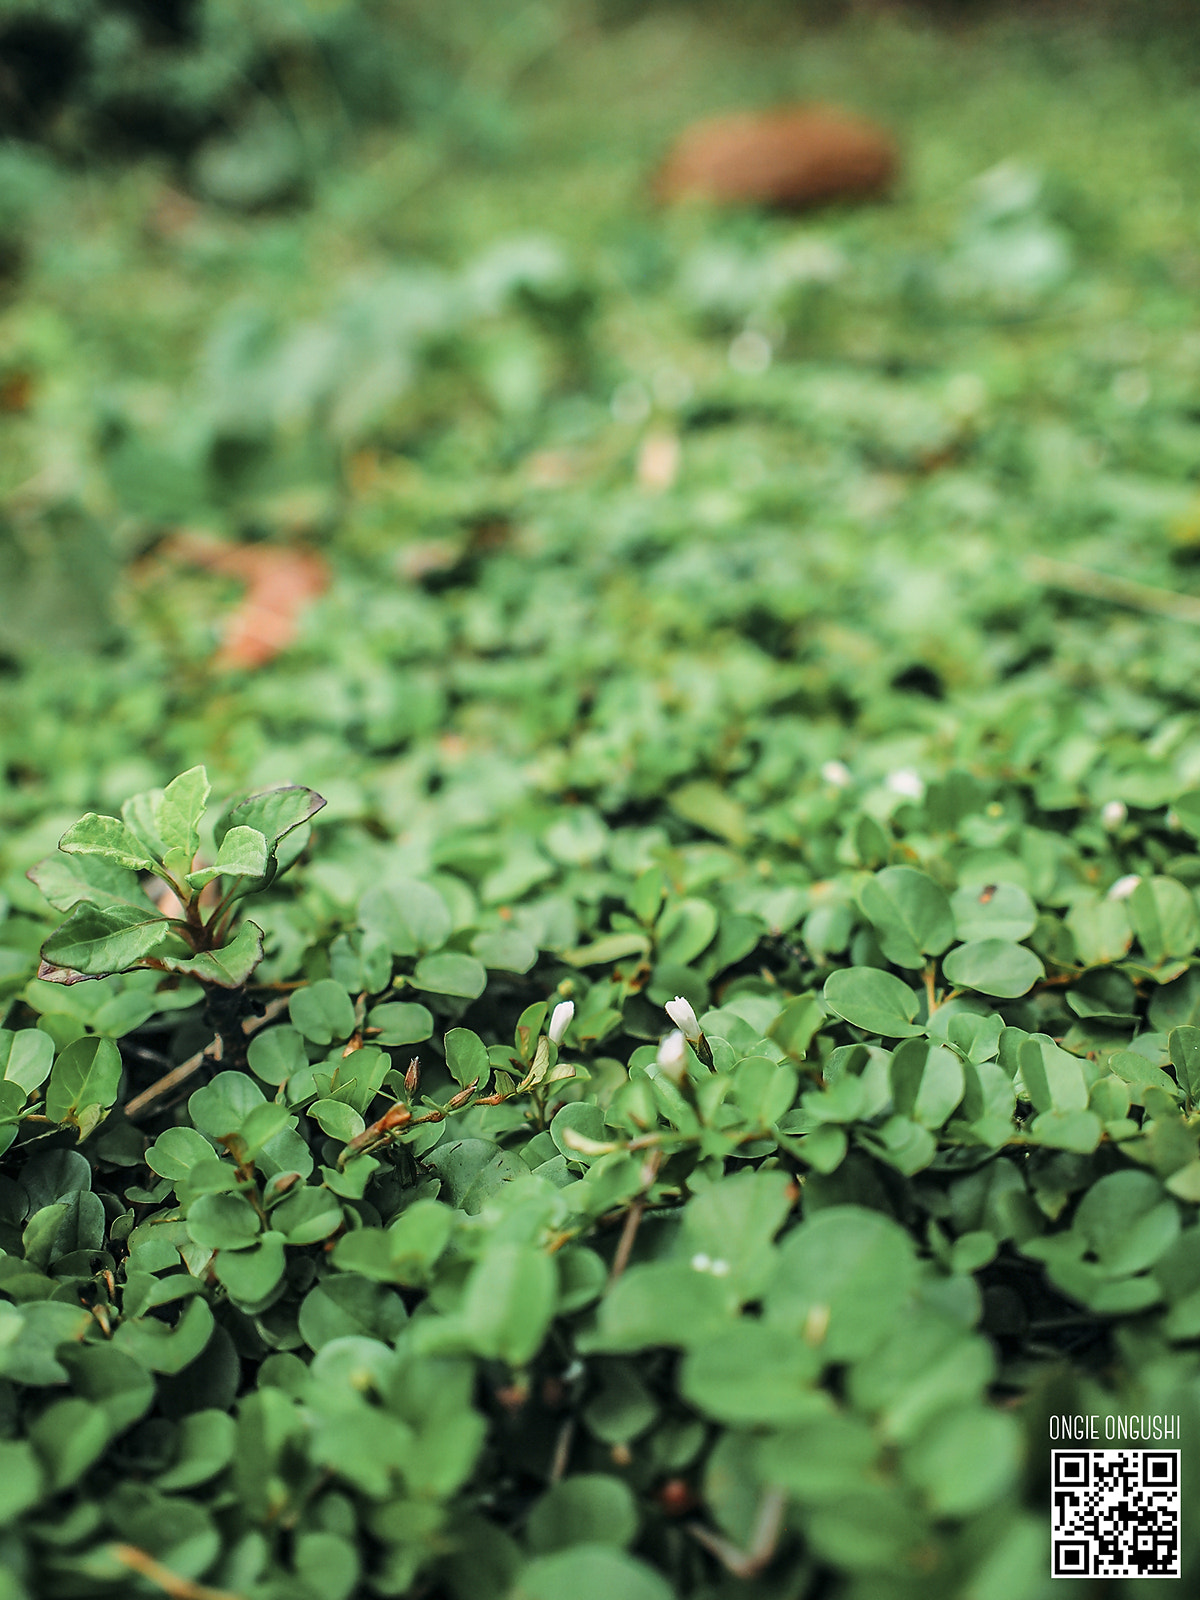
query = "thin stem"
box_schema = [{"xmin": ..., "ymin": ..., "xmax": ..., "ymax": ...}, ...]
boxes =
[
  {"xmin": 124, "ymin": 1039, "xmax": 220, "ymax": 1121},
  {"xmin": 607, "ymin": 1150, "xmax": 662, "ymax": 1287},
  {"xmin": 923, "ymin": 962, "xmax": 938, "ymax": 1015},
  {"xmin": 109, "ymin": 1545, "xmax": 246, "ymax": 1600},
  {"xmin": 549, "ymin": 1417, "xmax": 575, "ymax": 1484}
]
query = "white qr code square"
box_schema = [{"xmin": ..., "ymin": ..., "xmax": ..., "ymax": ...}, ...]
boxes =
[{"xmin": 1052, "ymin": 1450, "xmax": 1180, "ymax": 1578}]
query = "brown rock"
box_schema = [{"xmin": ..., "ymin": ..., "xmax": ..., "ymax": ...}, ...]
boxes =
[{"xmin": 654, "ymin": 105, "xmax": 898, "ymax": 211}]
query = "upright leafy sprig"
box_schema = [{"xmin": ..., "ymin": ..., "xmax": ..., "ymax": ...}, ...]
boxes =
[{"xmin": 28, "ymin": 768, "xmax": 325, "ymax": 990}]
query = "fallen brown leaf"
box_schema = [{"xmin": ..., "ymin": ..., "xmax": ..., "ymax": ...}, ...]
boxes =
[
  {"xmin": 163, "ymin": 532, "xmax": 329, "ymax": 670},
  {"xmin": 655, "ymin": 104, "xmax": 898, "ymax": 210}
]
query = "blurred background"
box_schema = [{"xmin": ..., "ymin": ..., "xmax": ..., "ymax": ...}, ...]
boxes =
[{"xmin": 3, "ymin": 0, "xmax": 1200, "ymax": 902}]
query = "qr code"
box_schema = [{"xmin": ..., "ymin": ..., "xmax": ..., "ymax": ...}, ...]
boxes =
[{"xmin": 1052, "ymin": 1450, "xmax": 1181, "ymax": 1578}]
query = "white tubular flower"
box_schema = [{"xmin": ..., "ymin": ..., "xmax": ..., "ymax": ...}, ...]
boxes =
[
  {"xmin": 665, "ymin": 996, "xmax": 702, "ymax": 1043},
  {"xmin": 548, "ymin": 1000, "xmax": 574, "ymax": 1045},
  {"xmin": 886, "ymin": 768, "xmax": 925, "ymax": 801},
  {"xmin": 820, "ymin": 760, "xmax": 852, "ymax": 788},
  {"xmin": 1101, "ymin": 800, "xmax": 1128, "ymax": 831},
  {"xmin": 657, "ymin": 1029, "xmax": 688, "ymax": 1083},
  {"xmin": 1107, "ymin": 874, "xmax": 1141, "ymax": 901}
]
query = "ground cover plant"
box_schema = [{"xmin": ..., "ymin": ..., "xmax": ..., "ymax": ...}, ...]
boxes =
[{"xmin": 1, "ymin": 2, "xmax": 1200, "ymax": 1596}]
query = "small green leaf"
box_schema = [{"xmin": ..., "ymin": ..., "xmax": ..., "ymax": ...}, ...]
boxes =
[
  {"xmin": 890, "ymin": 1040, "xmax": 965, "ymax": 1129},
  {"xmin": 27, "ymin": 852, "xmax": 148, "ymax": 914},
  {"xmin": 41, "ymin": 902, "xmax": 174, "ymax": 976},
  {"xmin": 822, "ymin": 967, "xmax": 922, "ymax": 1038},
  {"xmin": 58, "ymin": 813, "xmax": 157, "ymax": 872},
  {"xmin": 146, "ymin": 1126, "xmax": 215, "ymax": 1181},
  {"xmin": 1169, "ymin": 1026, "xmax": 1200, "ymax": 1102},
  {"xmin": 527, "ymin": 1476, "xmax": 639, "ymax": 1554},
  {"xmin": 154, "ymin": 766, "xmax": 211, "ymax": 860},
  {"xmin": 1019, "ymin": 1036, "xmax": 1088, "ymax": 1113},
  {"xmin": 682, "ymin": 1322, "xmax": 825, "ymax": 1425},
  {"xmin": 516, "ymin": 1547, "xmax": 674, "ymax": 1600},
  {"xmin": 470, "ymin": 928, "xmax": 538, "ymax": 972},
  {"xmin": 1029, "ymin": 1109, "xmax": 1103, "ymax": 1153},
  {"xmin": 0, "ymin": 1440, "xmax": 43, "ymax": 1524},
  {"xmin": 29, "ymin": 1397, "xmax": 111, "ymax": 1491},
  {"xmin": 112, "ymin": 1297, "xmax": 214, "ymax": 1375},
  {"xmin": 214, "ymin": 1232, "xmax": 286, "ymax": 1304},
  {"xmin": 188, "ymin": 1070, "xmax": 266, "ymax": 1139},
  {"xmin": 669, "ymin": 780, "xmax": 749, "ymax": 846},
  {"xmin": 367, "ymin": 1002, "xmax": 434, "ymax": 1045},
  {"xmin": 656, "ymin": 898, "xmax": 719, "ymax": 966},
  {"xmin": 1065, "ymin": 893, "xmax": 1132, "ymax": 967},
  {"xmin": 942, "ymin": 939, "xmax": 1043, "ymax": 999},
  {"xmin": 45, "ymin": 1035, "xmax": 122, "ymax": 1125},
  {"xmin": 186, "ymin": 1192, "xmax": 262, "ymax": 1250},
  {"xmin": 410, "ymin": 952, "xmax": 487, "ymax": 998},
  {"xmin": 58, "ymin": 1343, "xmax": 155, "ymax": 1433},
  {"xmin": 1130, "ymin": 876, "xmax": 1199, "ymax": 964},
  {"xmin": 270, "ymin": 1186, "xmax": 344, "ymax": 1245},
  {"xmin": 582, "ymin": 1263, "xmax": 731, "ymax": 1353},
  {"xmin": 155, "ymin": 1409, "xmax": 236, "ymax": 1491},
  {"xmin": 1109, "ymin": 1051, "xmax": 1182, "ymax": 1105},
  {"xmin": 444, "ymin": 1027, "xmax": 488, "ymax": 1088},
  {"xmin": 186, "ymin": 826, "xmax": 268, "ymax": 890},
  {"xmin": 0, "ymin": 1028, "xmax": 53, "ymax": 1094},
  {"xmin": 156, "ymin": 920, "xmax": 264, "ymax": 988},
  {"xmin": 216, "ymin": 785, "xmax": 326, "ymax": 853},
  {"xmin": 461, "ymin": 1242, "xmax": 556, "ymax": 1366},
  {"xmin": 903, "ymin": 1406, "xmax": 1020, "ymax": 1516},
  {"xmin": 247, "ymin": 1026, "xmax": 308, "ymax": 1085},
  {"xmin": 310, "ymin": 1099, "xmax": 365, "ymax": 1142},
  {"xmin": 950, "ymin": 881, "xmax": 1038, "ymax": 943},
  {"xmin": 239, "ymin": 1101, "xmax": 295, "ymax": 1156},
  {"xmin": 765, "ymin": 1205, "xmax": 920, "ymax": 1361},
  {"xmin": 290, "ymin": 980, "xmax": 356, "ymax": 1045},
  {"xmin": 859, "ymin": 868, "xmax": 954, "ymax": 969},
  {"xmin": 563, "ymin": 933, "xmax": 650, "ymax": 968}
]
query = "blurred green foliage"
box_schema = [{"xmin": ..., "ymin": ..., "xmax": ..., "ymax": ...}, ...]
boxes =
[{"xmin": 0, "ymin": 1, "xmax": 1200, "ymax": 1595}]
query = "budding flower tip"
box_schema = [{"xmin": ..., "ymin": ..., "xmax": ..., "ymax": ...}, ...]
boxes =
[
  {"xmin": 548, "ymin": 999, "xmax": 575, "ymax": 1045},
  {"xmin": 665, "ymin": 995, "xmax": 702, "ymax": 1042},
  {"xmin": 656, "ymin": 1028, "xmax": 688, "ymax": 1080}
]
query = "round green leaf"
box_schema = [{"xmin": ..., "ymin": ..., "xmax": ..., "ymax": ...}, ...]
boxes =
[
  {"xmin": 188, "ymin": 1070, "xmax": 265, "ymax": 1139},
  {"xmin": 527, "ymin": 1476, "xmax": 638, "ymax": 1554},
  {"xmin": 247, "ymin": 1026, "xmax": 308, "ymax": 1085},
  {"xmin": 444, "ymin": 1027, "xmax": 489, "ymax": 1088},
  {"xmin": 515, "ymin": 1545, "xmax": 674, "ymax": 1600},
  {"xmin": 289, "ymin": 980, "xmax": 356, "ymax": 1045},
  {"xmin": 903, "ymin": 1405, "xmax": 1020, "ymax": 1516},
  {"xmin": 822, "ymin": 968, "xmax": 922, "ymax": 1038},
  {"xmin": 766, "ymin": 1205, "xmax": 920, "ymax": 1361},
  {"xmin": 186, "ymin": 1192, "xmax": 262, "ymax": 1251},
  {"xmin": 409, "ymin": 953, "xmax": 487, "ymax": 998},
  {"xmin": 367, "ymin": 1002, "xmax": 434, "ymax": 1045},
  {"xmin": 146, "ymin": 1126, "xmax": 215, "ymax": 1182},
  {"xmin": 214, "ymin": 1232, "xmax": 287, "ymax": 1305},
  {"xmin": 859, "ymin": 868, "xmax": 954, "ymax": 969},
  {"xmin": 309, "ymin": 1099, "xmax": 365, "ymax": 1142},
  {"xmin": 942, "ymin": 939, "xmax": 1043, "ymax": 998},
  {"xmin": 950, "ymin": 881, "xmax": 1037, "ymax": 943}
]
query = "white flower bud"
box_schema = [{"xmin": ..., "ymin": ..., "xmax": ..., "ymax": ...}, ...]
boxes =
[
  {"xmin": 820, "ymin": 760, "xmax": 852, "ymax": 788},
  {"xmin": 1101, "ymin": 800, "xmax": 1127, "ymax": 831},
  {"xmin": 548, "ymin": 1000, "xmax": 574, "ymax": 1045},
  {"xmin": 665, "ymin": 996, "xmax": 702, "ymax": 1043},
  {"xmin": 886, "ymin": 768, "xmax": 925, "ymax": 801},
  {"xmin": 1107, "ymin": 874, "xmax": 1141, "ymax": 901},
  {"xmin": 657, "ymin": 1029, "xmax": 688, "ymax": 1082}
]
